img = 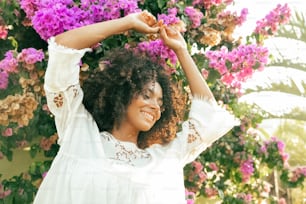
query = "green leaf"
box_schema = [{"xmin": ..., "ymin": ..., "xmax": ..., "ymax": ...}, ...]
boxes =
[
  {"xmin": 157, "ymin": 0, "xmax": 166, "ymax": 10},
  {"xmin": 30, "ymin": 144, "xmax": 38, "ymax": 158},
  {"xmin": 7, "ymin": 36, "xmax": 18, "ymax": 50}
]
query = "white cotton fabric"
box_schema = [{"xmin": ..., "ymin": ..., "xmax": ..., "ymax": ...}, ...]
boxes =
[{"xmin": 33, "ymin": 37, "xmax": 239, "ymax": 204}]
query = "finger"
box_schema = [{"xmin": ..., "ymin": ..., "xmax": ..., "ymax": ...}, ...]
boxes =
[
  {"xmin": 165, "ymin": 26, "xmax": 178, "ymax": 37},
  {"xmin": 147, "ymin": 26, "xmax": 160, "ymax": 34},
  {"xmin": 159, "ymin": 26, "xmax": 169, "ymax": 41},
  {"xmin": 153, "ymin": 20, "xmax": 164, "ymax": 28},
  {"xmin": 140, "ymin": 11, "xmax": 157, "ymax": 26}
]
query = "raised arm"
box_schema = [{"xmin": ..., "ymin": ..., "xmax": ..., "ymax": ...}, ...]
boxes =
[
  {"xmin": 160, "ymin": 27, "xmax": 215, "ymax": 102},
  {"xmin": 54, "ymin": 11, "xmax": 159, "ymax": 49}
]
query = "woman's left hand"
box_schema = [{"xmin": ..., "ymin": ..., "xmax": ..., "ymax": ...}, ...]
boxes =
[{"xmin": 159, "ymin": 26, "xmax": 187, "ymax": 53}]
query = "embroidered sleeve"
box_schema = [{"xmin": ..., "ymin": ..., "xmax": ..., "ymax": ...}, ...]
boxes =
[
  {"xmin": 44, "ymin": 37, "xmax": 91, "ymax": 144},
  {"xmin": 173, "ymin": 97, "xmax": 240, "ymax": 166},
  {"xmin": 187, "ymin": 120, "xmax": 201, "ymax": 143}
]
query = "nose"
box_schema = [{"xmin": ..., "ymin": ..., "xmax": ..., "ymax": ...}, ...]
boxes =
[
  {"xmin": 149, "ymin": 99, "xmax": 161, "ymax": 119},
  {"xmin": 150, "ymin": 99, "xmax": 160, "ymax": 111},
  {"xmin": 149, "ymin": 98, "xmax": 160, "ymax": 110}
]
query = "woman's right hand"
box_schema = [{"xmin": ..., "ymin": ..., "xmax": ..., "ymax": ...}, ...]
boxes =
[{"xmin": 126, "ymin": 11, "xmax": 160, "ymax": 34}]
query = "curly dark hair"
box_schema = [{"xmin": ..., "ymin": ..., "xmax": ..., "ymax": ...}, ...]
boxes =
[{"xmin": 82, "ymin": 48, "xmax": 186, "ymax": 149}]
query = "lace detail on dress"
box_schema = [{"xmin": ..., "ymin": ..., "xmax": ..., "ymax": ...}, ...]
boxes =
[
  {"xmin": 187, "ymin": 120, "xmax": 202, "ymax": 143},
  {"xmin": 101, "ymin": 131, "xmax": 151, "ymax": 166}
]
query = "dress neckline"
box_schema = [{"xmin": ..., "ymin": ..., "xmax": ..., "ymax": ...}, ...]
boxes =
[
  {"xmin": 102, "ymin": 131, "xmax": 139, "ymax": 148},
  {"xmin": 99, "ymin": 131, "xmax": 156, "ymax": 171}
]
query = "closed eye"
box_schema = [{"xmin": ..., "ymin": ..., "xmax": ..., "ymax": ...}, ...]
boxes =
[{"xmin": 141, "ymin": 89, "xmax": 163, "ymax": 109}]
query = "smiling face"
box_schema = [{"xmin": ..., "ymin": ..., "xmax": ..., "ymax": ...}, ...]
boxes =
[{"xmin": 122, "ymin": 81, "xmax": 163, "ymax": 134}]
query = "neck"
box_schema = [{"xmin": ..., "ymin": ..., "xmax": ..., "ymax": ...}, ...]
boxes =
[{"xmin": 111, "ymin": 127, "xmax": 139, "ymax": 144}]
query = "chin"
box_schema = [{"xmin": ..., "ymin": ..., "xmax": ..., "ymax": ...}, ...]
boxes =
[{"xmin": 139, "ymin": 123, "xmax": 155, "ymax": 132}]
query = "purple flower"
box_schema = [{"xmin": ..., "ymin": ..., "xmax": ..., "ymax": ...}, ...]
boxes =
[
  {"xmin": 0, "ymin": 51, "xmax": 18, "ymax": 73},
  {"xmin": 205, "ymin": 44, "xmax": 268, "ymax": 89},
  {"xmin": 184, "ymin": 6, "xmax": 203, "ymax": 28},
  {"xmin": 0, "ymin": 71, "xmax": 9, "ymax": 90},
  {"xmin": 254, "ymin": 4, "xmax": 291, "ymax": 36},
  {"xmin": 22, "ymin": 0, "xmax": 140, "ymax": 40},
  {"xmin": 18, "ymin": 48, "xmax": 45, "ymax": 65},
  {"xmin": 158, "ymin": 9, "xmax": 180, "ymax": 26},
  {"xmin": 136, "ymin": 39, "xmax": 177, "ymax": 73},
  {"xmin": 18, "ymin": 48, "xmax": 44, "ymax": 64},
  {"xmin": 277, "ymin": 140, "xmax": 285, "ymax": 153},
  {"xmin": 239, "ymin": 158, "xmax": 254, "ymax": 182}
]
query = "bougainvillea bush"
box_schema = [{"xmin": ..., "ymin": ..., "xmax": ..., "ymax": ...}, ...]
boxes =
[{"xmin": 0, "ymin": 0, "xmax": 305, "ymax": 203}]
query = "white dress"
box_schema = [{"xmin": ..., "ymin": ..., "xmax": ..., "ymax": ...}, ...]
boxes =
[{"xmin": 33, "ymin": 38, "xmax": 239, "ymax": 204}]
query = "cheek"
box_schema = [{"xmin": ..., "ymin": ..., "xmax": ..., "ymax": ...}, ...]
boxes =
[{"xmin": 156, "ymin": 111, "xmax": 161, "ymax": 121}]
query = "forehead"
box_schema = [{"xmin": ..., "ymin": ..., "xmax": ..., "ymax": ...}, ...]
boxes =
[{"xmin": 143, "ymin": 81, "xmax": 163, "ymax": 96}]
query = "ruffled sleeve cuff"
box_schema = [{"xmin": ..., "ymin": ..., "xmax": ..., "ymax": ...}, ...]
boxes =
[
  {"xmin": 44, "ymin": 37, "xmax": 92, "ymax": 92},
  {"xmin": 188, "ymin": 96, "xmax": 240, "ymax": 146}
]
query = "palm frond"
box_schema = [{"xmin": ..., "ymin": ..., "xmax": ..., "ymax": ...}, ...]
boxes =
[{"xmin": 277, "ymin": 11, "xmax": 306, "ymax": 40}]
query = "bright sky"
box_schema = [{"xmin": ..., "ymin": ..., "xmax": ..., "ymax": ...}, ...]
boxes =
[{"xmin": 228, "ymin": 0, "xmax": 306, "ymax": 116}]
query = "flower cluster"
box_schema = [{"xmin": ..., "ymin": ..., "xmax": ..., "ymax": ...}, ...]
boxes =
[
  {"xmin": 217, "ymin": 8, "xmax": 248, "ymax": 30},
  {"xmin": 0, "ymin": 93, "xmax": 38, "ymax": 127},
  {"xmin": 204, "ymin": 187, "xmax": 218, "ymax": 197},
  {"xmin": 290, "ymin": 167, "xmax": 306, "ymax": 182},
  {"xmin": 239, "ymin": 158, "xmax": 254, "ymax": 182},
  {"xmin": 197, "ymin": 8, "xmax": 248, "ymax": 46},
  {"xmin": 185, "ymin": 161, "xmax": 207, "ymax": 192},
  {"xmin": 0, "ymin": 70, "xmax": 9, "ymax": 90},
  {"xmin": 192, "ymin": 0, "xmax": 233, "ymax": 9},
  {"xmin": 280, "ymin": 166, "xmax": 306, "ymax": 189},
  {"xmin": 233, "ymin": 151, "xmax": 255, "ymax": 183},
  {"xmin": 284, "ymin": 166, "xmax": 306, "ymax": 185},
  {"xmin": 0, "ymin": 183, "xmax": 11, "ymax": 199},
  {"xmin": 260, "ymin": 136, "xmax": 289, "ymax": 169},
  {"xmin": 136, "ymin": 39, "xmax": 178, "ymax": 73},
  {"xmin": 20, "ymin": 0, "xmax": 140, "ymax": 40},
  {"xmin": 254, "ymin": 4, "xmax": 291, "ymax": 36},
  {"xmin": 205, "ymin": 44, "xmax": 269, "ymax": 89},
  {"xmin": 18, "ymin": 48, "xmax": 44, "ymax": 66},
  {"xmin": 158, "ymin": 8, "xmax": 181, "ymax": 26},
  {"xmin": 0, "ymin": 48, "xmax": 44, "ymax": 90},
  {"xmin": 0, "ymin": 51, "xmax": 18, "ymax": 89},
  {"xmin": 237, "ymin": 193, "xmax": 253, "ymax": 203},
  {"xmin": 0, "ymin": 25, "xmax": 9, "ymax": 40},
  {"xmin": 185, "ymin": 189, "xmax": 195, "ymax": 204},
  {"xmin": 40, "ymin": 133, "xmax": 58, "ymax": 151},
  {"xmin": 2, "ymin": 127, "xmax": 13, "ymax": 137},
  {"xmin": 184, "ymin": 6, "xmax": 203, "ymax": 28},
  {"xmin": 0, "ymin": 50, "xmax": 19, "ymax": 73}
]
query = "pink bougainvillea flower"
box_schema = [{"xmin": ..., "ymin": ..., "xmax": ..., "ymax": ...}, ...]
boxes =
[
  {"xmin": 0, "ymin": 71, "xmax": 9, "ymax": 90},
  {"xmin": 2, "ymin": 128, "xmax": 13, "ymax": 137},
  {"xmin": 18, "ymin": 48, "xmax": 45, "ymax": 65},
  {"xmin": 0, "ymin": 26, "xmax": 9, "ymax": 40},
  {"xmin": 184, "ymin": 6, "xmax": 203, "ymax": 28},
  {"xmin": 0, "ymin": 51, "xmax": 19, "ymax": 73},
  {"xmin": 239, "ymin": 158, "xmax": 254, "ymax": 182},
  {"xmin": 254, "ymin": 3, "xmax": 291, "ymax": 36}
]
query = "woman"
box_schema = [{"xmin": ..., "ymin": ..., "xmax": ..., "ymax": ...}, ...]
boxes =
[{"xmin": 34, "ymin": 11, "xmax": 238, "ymax": 204}]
